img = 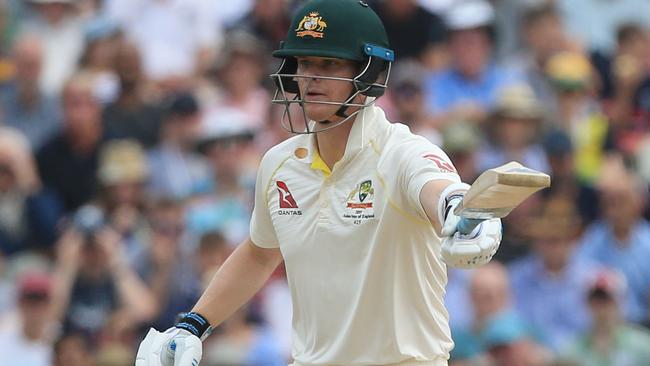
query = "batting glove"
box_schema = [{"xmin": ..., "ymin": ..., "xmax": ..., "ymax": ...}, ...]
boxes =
[
  {"xmin": 438, "ymin": 184, "xmax": 502, "ymax": 268},
  {"xmin": 136, "ymin": 312, "xmax": 211, "ymax": 366}
]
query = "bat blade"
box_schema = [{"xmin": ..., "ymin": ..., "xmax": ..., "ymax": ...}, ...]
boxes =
[{"xmin": 454, "ymin": 162, "xmax": 550, "ymax": 234}]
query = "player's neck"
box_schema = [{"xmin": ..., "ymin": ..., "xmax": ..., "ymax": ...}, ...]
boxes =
[{"xmin": 314, "ymin": 119, "xmax": 355, "ymax": 171}]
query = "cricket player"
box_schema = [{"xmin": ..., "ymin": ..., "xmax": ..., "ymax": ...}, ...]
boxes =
[{"xmin": 136, "ymin": 1, "xmax": 502, "ymax": 365}]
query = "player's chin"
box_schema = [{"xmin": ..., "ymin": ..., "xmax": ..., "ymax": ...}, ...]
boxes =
[{"xmin": 304, "ymin": 104, "xmax": 339, "ymax": 123}]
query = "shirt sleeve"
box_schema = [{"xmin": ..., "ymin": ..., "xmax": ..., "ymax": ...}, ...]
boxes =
[
  {"xmin": 399, "ymin": 137, "xmax": 462, "ymax": 221},
  {"xmin": 249, "ymin": 154, "xmax": 281, "ymax": 249}
]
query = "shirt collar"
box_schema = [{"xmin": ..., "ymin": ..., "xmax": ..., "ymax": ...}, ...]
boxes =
[{"xmin": 293, "ymin": 104, "xmax": 390, "ymax": 168}]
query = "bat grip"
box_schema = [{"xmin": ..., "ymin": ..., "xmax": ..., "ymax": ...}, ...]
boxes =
[{"xmin": 457, "ymin": 218, "xmax": 484, "ymax": 235}]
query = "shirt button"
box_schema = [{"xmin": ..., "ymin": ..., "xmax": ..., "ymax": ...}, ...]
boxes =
[{"xmin": 321, "ymin": 200, "xmax": 328, "ymax": 208}]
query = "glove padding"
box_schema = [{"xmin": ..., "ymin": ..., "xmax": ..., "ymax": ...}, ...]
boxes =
[
  {"xmin": 441, "ymin": 218, "xmax": 502, "ymax": 268},
  {"xmin": 440, "ymin": 196, "xmax": 502, "ymax": 268},
  {"xmin": 136, "ymin": 327, "xmax": 202, "ymax": 366}
]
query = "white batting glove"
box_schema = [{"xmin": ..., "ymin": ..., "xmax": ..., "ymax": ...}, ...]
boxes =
[
  {"xmin": 438, "ymin": 185, "xmax": 502, "ymax": 268},
  {"xmin": 135, "ymin": 327, "xmax": 202, "ymax": 366},
  {"xmin": 441, "ymin": 218, "xmax": 502, "ymax": 268}
]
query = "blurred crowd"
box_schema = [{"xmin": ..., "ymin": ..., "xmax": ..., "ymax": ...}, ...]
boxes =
[{"xmin": 0, "ymin": 0, "xmax": 649, "ymax": 365}]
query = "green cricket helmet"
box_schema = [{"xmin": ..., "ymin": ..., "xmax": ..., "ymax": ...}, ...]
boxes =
[{"xmin": 270, "ymin": 0, "xmax": 395, "ymax": 133}]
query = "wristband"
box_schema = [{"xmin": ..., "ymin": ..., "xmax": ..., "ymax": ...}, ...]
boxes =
[{"xmin": 175, "ymin": 311, "xmax": 213, "ymax": 341}]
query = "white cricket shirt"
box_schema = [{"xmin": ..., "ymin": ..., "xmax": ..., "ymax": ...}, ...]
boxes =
[{"xmin": 250, "ymin": 105, "xmax": 460, "ymax": 365}]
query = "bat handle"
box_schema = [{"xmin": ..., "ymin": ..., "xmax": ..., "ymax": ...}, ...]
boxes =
[{"xmin": 457, "ymin": 218, "xmax": 484, "ymax": 236}]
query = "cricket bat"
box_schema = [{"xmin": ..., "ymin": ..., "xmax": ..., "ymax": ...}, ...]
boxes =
[{"xmin": 455, "ymin": 161, "xmax": 551, "ymax": 235}]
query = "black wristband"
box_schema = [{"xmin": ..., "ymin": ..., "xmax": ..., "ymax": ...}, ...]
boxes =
[{"xmin": 175, "ymin": 312, "xmax": 212, "ymax": 340}]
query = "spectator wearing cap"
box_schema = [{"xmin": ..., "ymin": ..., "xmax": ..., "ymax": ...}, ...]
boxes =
[
  {"xmin": 0, "ymin": 272, "xmax": 54, "ymax": 366},
  {"xmin": 371, "ymin": 0, "xmax": 446, "ymax": 61},
  {"xmin": 440, "ymin": 121, "xmax": 481, "ymax": 183},
  {"xmin": 559, "ymin": 270, "xmax": 650, "ymax": 366},
  {"xmin": 479, "ymin": 310, "xmax": 551, "ymax": 366},
  {"xmin": 423, "ymin": 0, "xmax": 522, "ymax": 125},
  {"xmin": 36, "ymin": 72, "xmax": 103, "ymax": 213},
  {"xmin": 19, "ymin": 0, "xmax": 84, "ymax": 95},
  {"xmin": 541, "ymin": 130, "xmax": 600, "ymax": 225},
  {"xmin": 0, "ymin": 34, "xmax": 62, "ymax": 151},
  {"xmin": 0, "ymin": 127, "xmax": 62, "ymax": 255},
  {"xmin": 509, "ymin": 197, "xmax": 601, "ymax": 352},
  {"xmin": 95, "ymin": 139, "xmax": 150, "ymax": 261},
  {"xmin": 476, "ymin": 83, "xmax": 550, "ymax": 175},
  {"xmin": 576, "ymin": 160, "xmax": 650, "ymax": 324},
  {"xmin": 547, "ymin": 51, "xmax": 616, "ymax": 184},
  {"xmin": 146, "ymin": 91, "xmax": 209, "ymax": 200},
  {"xmin": 186, "ymin": 108, "xmax": 257, "ymax": 247},
  {"xmin": 102, "ymin": 40, "xmax": 163, "ymax": 148}
]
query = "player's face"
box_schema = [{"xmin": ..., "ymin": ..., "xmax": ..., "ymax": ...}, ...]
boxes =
[{"xmin": 295, "ymin": 56, "xmax": 359, "ymax": 122}]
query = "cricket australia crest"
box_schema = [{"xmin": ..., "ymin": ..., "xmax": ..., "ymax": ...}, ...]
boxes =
[
  {"xmin": 344, "ymin": 179, "xmax": 375, "ymax": 223},
  {"xmin": 295, "ymin": 12, "xmax": 327, "ymax": 38}
]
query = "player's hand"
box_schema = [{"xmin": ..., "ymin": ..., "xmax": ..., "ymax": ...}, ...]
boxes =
[
  {"xmin": 135, "ymin": 327, "xmax": 202, "ymax": 366},
  {"xmin": 441, "ymin": 218, "xmax": 501, "ymax": 268}
]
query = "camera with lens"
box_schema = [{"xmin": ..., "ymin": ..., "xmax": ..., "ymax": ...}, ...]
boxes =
[{"xmin": 72, "ymin": 204, "xmax": 106, "ymax": 240}]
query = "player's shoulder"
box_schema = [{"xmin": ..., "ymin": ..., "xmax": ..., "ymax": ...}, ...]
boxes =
[
  {"xmin": 382, "ymin": 122, "xmax": 446, "ymax": 158},
  {"xmin": 259, "ymin": 135, "xmax": 304, "ymax": 169}
]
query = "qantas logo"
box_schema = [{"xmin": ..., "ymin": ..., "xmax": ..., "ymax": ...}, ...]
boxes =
[
  {"xmin": 422, "ymin": 153, "xmax": 456, "ymax": 173},
  {"xmin": 276, "ymin": 181, "xmax": 299, "ymax": 209}
]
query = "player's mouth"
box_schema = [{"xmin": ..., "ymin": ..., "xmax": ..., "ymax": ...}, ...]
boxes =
[{"xmin": 305, "ymin": 91, "xmax": 327, "ymax": 100}]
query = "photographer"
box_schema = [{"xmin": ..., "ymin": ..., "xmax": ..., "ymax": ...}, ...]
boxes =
[
  {"xmin": 49, "ymin": 206, "xmax": 157, "ymax": 345},
  {"xmin": 0, "ymin": 127, "xmax": 62, "ymax": 255}
]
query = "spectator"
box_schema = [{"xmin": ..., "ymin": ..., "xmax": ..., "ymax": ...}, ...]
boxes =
[
  {"xmin": 49, "ymin": 225, "xmax": 157, "ymax": 344},
  {"xmin": 507, "ymin": 3, "xmax": 578, "ymax": 124},
  {"xmin": 147, "ymin": 91, "xmax": 209, "ymax": 200},
  {"xmin": 558, "ymin": 0, "xmax": 650, "ymax": 55},
  {"xmin": 19, "ymin": 0, "xmax": 85, "ymax": 95},
  {"xmin": 233, "ymin": 0, "xmax": 292, "ymax": 53},
  {"xmin": 132, "ymin": 198, "xmax": 200, "ymax": 331},
  {"xmin": 449, "ymin": 262, "xmax": 519, "ymax": 364},
  {"xmin": 559, "ymin": 269, "xmax": 650, "ymax": 366},
  {"xmin": 546, "ymin": 51, "xmax": 614, "ymax": 184},
  {"xmin": 36, "ymin": 72, "xmax": 103, "ymax": 213},
  {"xmin": 0, "ymin": 272, "xmax": 54, "ymax": 366},
  {"xmin": 372, "ymin": 0, "xmax": 446, "ymax": 61},
  {"xmin": 0, "ymin": 34, "xmax": 62, "ymax": 151},
  {"xmin": 480, "ymin": 310, "xmax": 551, "ymax": 366},
  {"xmin": 187, "ymin": 109, "xmax": 257, "ymax": 246},
  {"xmin": 206, "ymin": 31, "xmax": 270, "ymax": 131},
  {"xmin": 602, "ymin": 24, "xmax": 650, "ymax": 136},
  {"xmin": 0, "ymin": 127, "xmax": 62, "ymax": 255},
  {"xmin": 77, "ymin": 16, "xmax": 121, "ymax": 105},
  {"xmin": 102, "ymin": 40, "xmax": 163, "ymax": 148},
  {"xmin": 52, "ymin": 331, "xmax": 95, "ymax": 366},
  {"xmin": 509, "ymin": 197, "xmax": 599, "ymax": 352},
  {"xmin": 424, "ymin": 0, "xmax": 521, "ymax": 125},
  {"xmin": 440, "ymin": 121, "xmax": 481, "ymax": 183},
  {"xmin": 541, "ymin": 130, "xmax": 601, "ymax": 225},
  {"xmin": 96, "ymin": 139, "xmax": 150, "ymax": 260},
  {"xmin": 577, "ymin": 158, "xmax": 650, "ymax": 323},
  {"xmin": 476, "ymin": 83, "xmax": 549, "ymax": 174},
  {"xmin": 384, "ymin": 60, "xmax": 441, "ymax": 144}
]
